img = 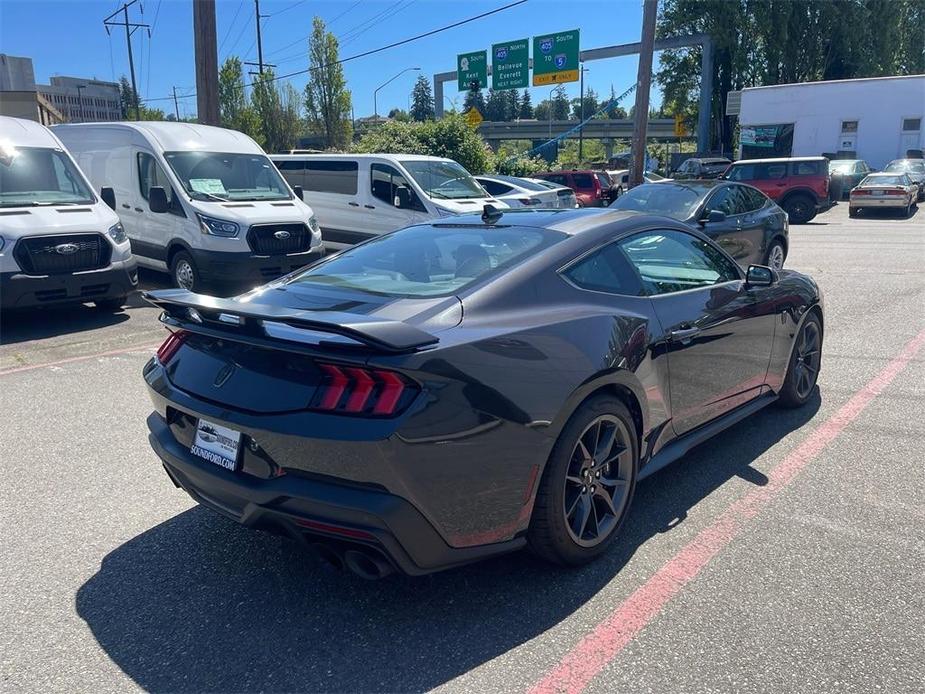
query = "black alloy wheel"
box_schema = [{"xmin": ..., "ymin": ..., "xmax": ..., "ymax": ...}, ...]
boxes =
[
  {"xmin": 779, "ymin": 314, "xmax": 822, "ymax": 408},
  {"xmin": 784, "ymin": 194, "xmax": 815, "ymax": 224}
]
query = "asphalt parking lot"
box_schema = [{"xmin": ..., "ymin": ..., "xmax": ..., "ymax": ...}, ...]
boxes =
[{"xmin": 1, "ymin": 203, "xmax": 923, "ymax": 693}]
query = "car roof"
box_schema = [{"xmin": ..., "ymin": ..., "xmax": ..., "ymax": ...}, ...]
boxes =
[
  {"xmin": 732, "ymin": 156, "xmax": 827, "ymax": 164},
  {"xmin": 887, "ymin": 159, "xmax": 925, "ymax": 165},
  {"xmin": 429, "ymin": 208, "xmax": 654, "ymax": 235},
  {"xmin": 0, "ymin": 115, "xmax": 64, "ymax": 148},
  {"xmin": 52, "ymin": 120, "xmax": 265, "ymax": 154},
  {"xmin": 691, "ymin": 157, "xmax": 731, "ymax": 164},
  {"xmin": 269, "ymin": 152, "xmax": 456, "ymax": 163}
]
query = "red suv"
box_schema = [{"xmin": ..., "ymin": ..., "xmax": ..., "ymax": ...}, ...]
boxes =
[
  {"xmin": 720, "ymin": 157, "xmax": 834, "ymax": 223},
  {"xmin": 534, "ymin": 170, "xmax": 613, "ymax": 207}
]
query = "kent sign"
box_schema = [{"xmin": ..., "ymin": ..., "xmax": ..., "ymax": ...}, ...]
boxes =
[
  {"xmin": 491, "ymin": 38, "xmax": 529, "ymax": 90},
  {"xmin": 457, "ymin": 50, "xmax": 487, "ymax": 91},
  {"xmin": 532, "ymin": 29, "xmax": 580, "ymax": 86}
]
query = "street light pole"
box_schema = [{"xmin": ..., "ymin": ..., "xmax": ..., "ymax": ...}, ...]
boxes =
[
  {"xmin": 75, "ymin": 84, "xmax": 86, "ymax": 122},
  {"xmin": 374, "ymin": 67, "xmax": 421, "ymax": 120},
  {"xmin": 578, "ymin": 67, "xmax": 589, "ymax": 163},
  {"xmin": 548, "ymin": 86, "xmax": 555, "ymax": 138}
]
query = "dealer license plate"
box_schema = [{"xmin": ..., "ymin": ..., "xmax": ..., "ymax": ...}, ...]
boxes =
[{"xmin": 190, "ymin": 418, "xmax": 241, "ymax": 471}]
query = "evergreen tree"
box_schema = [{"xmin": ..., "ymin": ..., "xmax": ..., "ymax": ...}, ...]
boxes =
[
  {"xmin": 463, "ymin": 87, "xmax": 485, "ymax": 115},
  {"xmin": 550, "ymin": 85, "xmax": 570, "ymax": 120},
  {"xmin": 518, "ymin": 89, "xmax": 533, "ymax": 119},
  {"xmin": 410, "ymin": 75, "xmax": 435, "ymax": 121}
]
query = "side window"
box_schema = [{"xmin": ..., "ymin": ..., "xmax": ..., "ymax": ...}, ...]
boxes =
[
  {"xmin": 547, "ymin": 174, "xmax": 569, "ymax": 186},
  {"xmin": 480, "ymin": 180, "xmax": 512, "ymax": 196},
  {"xmin": 304, "ymin": 160, "xmax": 358, "ymax": 194},
  {"xmin": 743, "ymin": 186, "xmax": 768, "ymax": 211},
  {"xmin": 764, "ymin": 163, "xmax": 787, "ymax": 180},
  {"xmin": 572, "ymin": 173, "xmax": 595, "ymax": 189},
  {"xmin": 370, "ymin": 163, "xmax": 425, "ymax": 211},
  {"xmin": 137, "ymin": 152, "xmax": 175, "ymax": 205},
  {"xmin": 706, "ymin": 187, "xmax": 736, "ymax": 215},
  {"xmin": 793, "ymin": 161, "xmax": 822, "ymax": 176},
  {"xmin": 725, "ymin": 164, "xmax": 754, "ymax": 182},
  {"xmin": 562, "ymin": 242, "xmax": 644, "ymax": 296},
  {"xmin": 618, "ymin": 230, "xmax": 740, "ymax": 296}
]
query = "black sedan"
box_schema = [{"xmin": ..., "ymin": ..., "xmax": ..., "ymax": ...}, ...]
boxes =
[
  {"xmin": 609, "ymin": 181, "xmax": 789, "ymax": 270},
  {"xmin": 143, "ymin": 209, "xmax": 823, "ymax": 577}
]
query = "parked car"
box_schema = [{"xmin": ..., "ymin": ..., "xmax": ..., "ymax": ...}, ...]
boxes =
[
  {"xmin": 644, "ymin": 171, "xmax": 673, "ymax": 183},
  {"xmin": 673, "ymin": 157, "xmax": 732, "ymax": 180},
  {"xmin": 533, "ymin": 170, "xmax": 613, "ymax": 206},
  {"xmin": 882, "ymin": 159, "xmax": 925, "ymax": 201},
  {"xmin": 0, "ymin": 116, "xmax": 137, "ymax": 310},
  {"xmin": 525, "ymin": 178, "xmax": 579, "ymax": 208},
  {"xmin": 848, "ymin": 173, "xmax": 918, "ymax": 217},
  {"xmin": 609, "ymin": 180, "xmax": 788, "ymax": 269},
  {"xmin": 828, "ymin": 159, "xmax": 873, "ymax": 199},
  {"xmin": 54, "ymin": 121, "xmax": 322, "ymax": 292},
  {"xmin": 474, "ymin": 175, "xmax": 569, "ymax": 208},
  {"xmin": 142, "ymin": 207, "xmax": 823, "ymax": 578},
  {"xmin": 271, "ymin": 154, "xmax": 507, "ymax": 250},
  {"xmin": 721, "ymin": 156, "xmax": 834, "ymax": 224},
  {"xmin": 605, "ymin": 169, "xmax": 629, "ymax": 197}
]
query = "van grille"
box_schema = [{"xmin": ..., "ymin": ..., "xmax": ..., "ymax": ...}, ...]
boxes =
[
  {"xmin": 13, "ymin": 234, "xmax": 111, "ymax": 275},
  {"xmin": 246, "ymin": 223, "xmax": 311, "ymax": 255}
]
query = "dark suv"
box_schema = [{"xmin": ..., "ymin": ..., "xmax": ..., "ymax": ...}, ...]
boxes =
[
  {"xmin": 533, "ymin": 170, "xmax": 613, "ymax": 207},
  {"xmin": 673, "ymin": 157, "xmax": 732, "ymax": 180},
  {"xmin": 721, "ymin": 157, "xmax": 834, "ymax": 223}
]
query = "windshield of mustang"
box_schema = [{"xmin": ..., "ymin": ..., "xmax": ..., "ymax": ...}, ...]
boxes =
[{"xmin": 284, "ymin": 224, "xmax": 565, "ymax": 297}]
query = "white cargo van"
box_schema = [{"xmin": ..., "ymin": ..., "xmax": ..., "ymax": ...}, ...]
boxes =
[
  {"xmin": 0, "ymin": 116, "xmax": 137, "ymax": 310},
  {"xmin": 54, "ymin": 122, "xmax": 323, "ymax": 292},
  {"xmin": 269, "ymin": 153, "xmax": 507, "ymax": 249}
]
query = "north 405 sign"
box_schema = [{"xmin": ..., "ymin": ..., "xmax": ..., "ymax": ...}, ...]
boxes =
[
  {"xmin": 491, "ymin": 39, "xmax": 529, "ymax": 90},
  {"xmin": 533, "ymin": 30, "xmax": 580, "ymax": 86},
  {"xmin": 457, "ymin": 50, "xmax": 487, "ymax": 91}
]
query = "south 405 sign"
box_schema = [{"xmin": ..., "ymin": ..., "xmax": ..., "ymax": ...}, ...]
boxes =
[
  {"xmin": 533, "ymin": 29, "xmax": 580, "ymax": 86},
  {"xmin": 491, "ymin": 39, "xmax": 529, "ymax": 90}
]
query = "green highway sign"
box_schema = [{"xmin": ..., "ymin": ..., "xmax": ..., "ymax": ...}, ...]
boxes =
[
  {"xmin": 532, "ymin": 29, "xmax": 580, "ymax": 86},
  {"xmin": 491, "ymin": 38, "xmax": 529, "ymax": 90},
  {"xmin": 457, "ymin": 50, "xmax": 488, "ymax": 91}
]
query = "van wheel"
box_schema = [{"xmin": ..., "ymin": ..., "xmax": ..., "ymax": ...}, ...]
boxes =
[
  {"xmin": 171, "ymin": 251, "xmax": 199, "ymax": 291},
  {"xmin": 783, "ymin": 194, "xmax": 815, "ymax": 224},
  {"xmin": 94, "ymin": 296, "xmax": 126, "ymax": 311},
  {"xmin": 528, "ymin": 396, "xmax": 638, "ymax": 566}
]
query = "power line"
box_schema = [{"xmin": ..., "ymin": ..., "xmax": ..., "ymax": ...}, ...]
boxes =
[
  {"xmin": 267, "ymin": 0, "xmax": 307, "ymax": 17},
  {"xmin": 218, "ymin": 0, "xmax": 245, "ymax": 55},
  {"xmin": 144, "ymin": 0, "xmax": 528, "ymax": 103},
  {"xmin": 328, "ymin": 0, "xmax": 362, "ymax": 26},
  {"xmin": 222, "ymin": 13, "xmax": 254, "ymax": 60},
  {"xmin": 340, "ymin": 0, "xmax": 417, "ymax": 49}
]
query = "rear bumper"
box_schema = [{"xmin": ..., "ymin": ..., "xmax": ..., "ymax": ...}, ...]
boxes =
[
  {"xmin": 849, "ymin": 197, "xmax": 910, "ymax": 208},
  {"xmin": 147, "ymin": 411, "xmax": 524, "ymax": 575},
  {"xmin": 190, "ymin": 246, "xmax": 324, "ymax": 285},
  {"xmin": 0, "ymin": 258, "xmax": 137, "ymax": 309}
]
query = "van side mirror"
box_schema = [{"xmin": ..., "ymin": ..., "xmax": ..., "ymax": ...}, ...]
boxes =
[
  {"xmin": 700, "ymin": 209, "xmax": 726, "ymax": 225},
  {"xmin": 293, "ymin": 185, "xmax": 304, "ymax": 201},
  {"xmin": 100, "ymin": 187, "xmax": 116, "ymax": 211},
  {"xmin": 394, "ymin": 186, "xmax": 412, "ymax": 209},
  {"xmin": 149, "ymin": 186, "xmax": 169, "ymax": 214},
  {"xmin": 746, "ymin": 264, "xmax": 776, "ymax": 288}
]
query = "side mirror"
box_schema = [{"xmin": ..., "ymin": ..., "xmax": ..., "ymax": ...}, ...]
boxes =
[
  {"xmin": 394, "ymin": 186, "xmax": 412, "ymax": 209},
  {"xmin": 746, "ymin": 264, "xmax": 776, "ymax": 288},
  {"xmin": 700, "ymin": 209, "xmax": 726, "ymax": 225},
  {"xmin": 293, "ymin": 185, "xmax": 304, "ymax": 201},
  {"xmin": 100, "ymin": 186, "xmax": 116, "ymax": 211},
  {"xmin": 149, "ymin": 186, "xmax": 169, "ymax": 214}
]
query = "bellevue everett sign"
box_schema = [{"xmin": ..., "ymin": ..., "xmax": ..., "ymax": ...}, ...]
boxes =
[{"xmin": 491, "ymin": 38, "xmax": 529, "ymax": 90}]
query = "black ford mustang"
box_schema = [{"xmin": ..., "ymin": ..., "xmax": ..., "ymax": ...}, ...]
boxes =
[{"xmin": 143, "ymin": 208, "xmax": 823, "ymax": 578}]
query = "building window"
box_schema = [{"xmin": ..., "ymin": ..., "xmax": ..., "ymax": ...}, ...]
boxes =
[
  {"xmin": 903, "ymin": 118, "xmax": 922, "ymax": 132},
  {"xmin": 840, "ymin": 120, "xmax": 858, "ymax": 133}
]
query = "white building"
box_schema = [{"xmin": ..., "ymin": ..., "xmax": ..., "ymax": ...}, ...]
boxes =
[{"xmin": 738, "ymin": 75, "xmax": 925, "ymax": 169}]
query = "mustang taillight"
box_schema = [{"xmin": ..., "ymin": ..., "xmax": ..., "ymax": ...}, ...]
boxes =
[
  {"xmin": 314, "ymin": 363, "xmax": 416, "ymax": 416},
  {"xmin": 156, "ymin": 330, "xmax": 188, "ymax": 365}
]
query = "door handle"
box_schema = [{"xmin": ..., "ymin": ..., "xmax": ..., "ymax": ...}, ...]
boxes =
[
  {"xmin": 134, "ymin": 207, "xmax": 144, "ymax": 213},
  {"xmin": 669, "ymin": 327, "xmax": 701, "ymax": 342},
  {"xmin": 364, "ymin": 204, "xmax": 375, "ymax": 209},
  {"xmin": 348, "ymin": 202, "xmax": 360, "ymax": 207},
  {"xmin": 121, "ymin": 204, "xmax": 131, "ymax": 209}
]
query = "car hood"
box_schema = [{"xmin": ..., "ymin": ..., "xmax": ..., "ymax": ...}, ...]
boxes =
[
  {"xmin": 0, "ymin": 203, "xmax": 120, "ymax": 238},
  {"xmin": 431, "ymin": 197, "xmax": 509, "ymax": 215},
  {"xmin": 189, "ymin": 198, "xmax": 315, "ymax": 226}
]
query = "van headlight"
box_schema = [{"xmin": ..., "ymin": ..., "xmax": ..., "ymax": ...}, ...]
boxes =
[
  {"xmin": 197, "ymin": 214, "xmax": 240, "ymax": 238},
  {"xmin": 108, "ymin": 222, "xmax": 127, "ymax": 244},
  {"xmin": 308, "ymin": 215, "xmax": 320, "ymax": 235}
]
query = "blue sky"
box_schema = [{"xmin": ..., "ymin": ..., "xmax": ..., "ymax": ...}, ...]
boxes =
[{"xmin": 0, "ymin": 0, "xmax": 662, "ymax": 119}]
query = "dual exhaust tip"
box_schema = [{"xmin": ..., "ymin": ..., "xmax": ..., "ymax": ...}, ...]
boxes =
[{"xmin": 310, "ymin": 543, "xmax": 395, "ymax": 580}]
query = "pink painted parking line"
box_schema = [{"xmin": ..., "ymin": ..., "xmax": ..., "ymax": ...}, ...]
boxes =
[
  {"xmin": 529, "ymin": 328, "xmax": 925, "ymax": 694},
  {"xmin": 0, "ymin": 342, "xmax": 162, "ymax": 376}
]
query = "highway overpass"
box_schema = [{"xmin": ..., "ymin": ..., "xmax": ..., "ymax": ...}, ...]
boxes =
[{"xmin": 477, "ymin": 118, "xmax": 680, "ymax": 145}]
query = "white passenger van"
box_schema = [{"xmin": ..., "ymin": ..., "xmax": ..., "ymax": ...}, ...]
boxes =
[
  {"xmin": 269, "ymin": 153, "xmax": 507, "ymax": 249},
  {"xmin": 0, "ymin": 116, "xmax": 137, "ymax": 310},
  {"xmin": 54, "ymin": 122, "xmax": 322, "ymax": 292}
]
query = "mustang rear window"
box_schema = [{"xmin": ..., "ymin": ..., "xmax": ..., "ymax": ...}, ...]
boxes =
[{"xmin": 285, "ymin": 224, "xmax": 565, "ymax": 297}]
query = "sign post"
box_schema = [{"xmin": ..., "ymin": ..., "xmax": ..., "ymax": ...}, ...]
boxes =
[
  {"xmin": 532, "ymin": 30, "xmax": 580, "ymax": 86},
  {"xmin": 457, "ymin": 50, "xmax": 488, "ymax": 91},
  {"xmin": 491, "ymin": 39, "xmax": 529, "ymax": 90}
]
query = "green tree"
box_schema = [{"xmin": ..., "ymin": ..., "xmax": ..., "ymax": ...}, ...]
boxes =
[
  {"xmin": 354, "ymin": 113, "xmax": 493, "ymax": 174},
  {"xmin": 604, "ymin": 85, "xmax": 628, "ymax": 119},
  {"xmin": 463, "ymin": 87, "xmax": 486, "ymax": 115},
  {"xmin": 571, "ymin": 87, "xmax": 599, "ymax": 121},
  {"xmin": 388, "ymin": 108, "xmax": 411, "ymax": 122},
  {"xmin": 410, "ymin": 75, "xmax": 435, "ymax": 121},
  {"xmin": 518, "ymin": 89, "xmax": 533, "ymax": 119},
  {"xmin": 118, "ymin": 75, "xmax": 138, "ymax": 119},
  {"xmin": 304, "ymin": 16, "xmax": 352, "ymax": 149},
  {"xmin": 550, "ymin": 84, "xmax": 570, "ymax": 120},
  {"xmin": 253, "ymin": 71, "xmax": 303, "ymax": 153},
  {"xmin": 218, "ymin": 56, "xmax": 263, "ymax": 143}
]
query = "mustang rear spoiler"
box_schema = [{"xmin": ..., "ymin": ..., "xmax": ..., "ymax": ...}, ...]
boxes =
[{"xmin": 143, "ymin": 289, "xmax": 439, "ymax": 353}]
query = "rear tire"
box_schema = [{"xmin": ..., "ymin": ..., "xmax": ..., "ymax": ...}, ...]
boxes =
[
  {"xmin": 783, "ymin": 194, "xmax": 816, "ymax": 224},
  {"xmin": 170, "ymin": 251, "xmax": 200, "ymax": 292},
  {"xmin": 849, "ymin": 206, "xmax": 860, "ymax": 218},
  {"xmin": 764, "ymin": 240, "xmax": 786, "ymax": 270},
  {"xmin": 528, "ymin": 396, "xmax": 638, "ymax": 566},
  {"xmin": 778, "ymin": 313, "xmax": 822, "ymax": 408}
]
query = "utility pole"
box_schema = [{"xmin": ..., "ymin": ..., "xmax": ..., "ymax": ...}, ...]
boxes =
[
  {"xmin": 244, "ymin": 3, "xmax": 275, "ymax": 79},
  {"xmin": 578, "ymin": 66, "xmax": 589, "ymax": 164},
  {"xmin": 172, "ymin": 86, "xmax": 180, "ymax": 120},
  {"xmin": 103, "ymin": 0, "xmax": 149, "ymax": 121},
  {"xmin": 193, "ymin": 0, "xmax": 220, "ymax": 125},
  {"xmin": 630, "ymin": 0, "xmax": 658, "ymax": 187}
]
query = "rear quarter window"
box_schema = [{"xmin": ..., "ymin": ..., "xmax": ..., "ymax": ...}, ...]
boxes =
[
  {"xmin": 573, "ymin": 173, "xmax": 595, "ymax": 189},
  {"xmin": 792, "ymin": 161, "xmax": 824, "ymax": 176}
]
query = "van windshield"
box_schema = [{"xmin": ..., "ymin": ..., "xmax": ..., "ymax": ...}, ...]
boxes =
[
  {"xmin": 0, "ymin": 146, "xmax": 94, "ymax": 207},
  {"xmin": 402, "ymin": 160, "xmax": 488, "ymax": 200},
  {"xmin": 164, "ymin": 151, "xmax": 291, "ymax": 201}
]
